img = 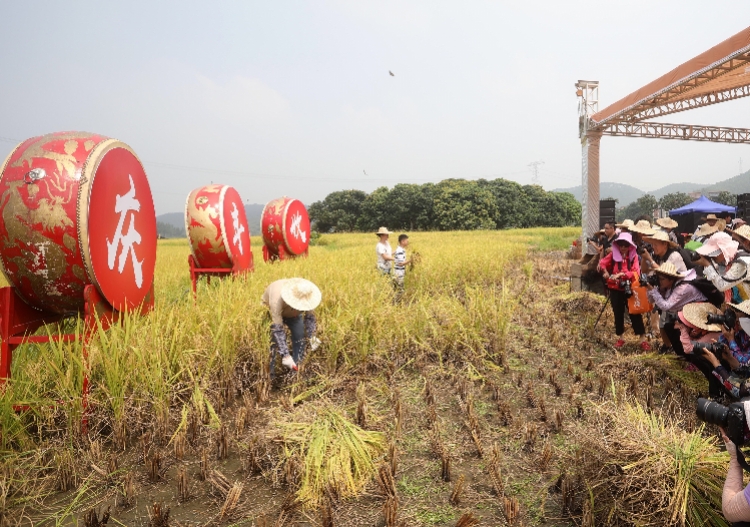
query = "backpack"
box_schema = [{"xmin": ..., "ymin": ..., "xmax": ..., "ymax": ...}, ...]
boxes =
[{"xmin": 689, "ymin": 277, "xmax": 725, "ymax": 308}]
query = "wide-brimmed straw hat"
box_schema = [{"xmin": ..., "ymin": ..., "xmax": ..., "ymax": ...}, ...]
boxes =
[
  {"xmin": 656, "ymin": 217, "xmax": 678, "ymax": 230},
  {"xmin": 732, "ymin": 224, "xmax": 750, "ymax": 243},
  {"xmin": 701, "ymin": 213, "xmax": 719, "ymax": 222},
  {"xmin": 729, "ymin": 300, "xmax": 750, "ymax": 317},
  {"xmin": 644, "ymin": 230, "xmax": 678, "ymax": 248},
  {"xmin": 375, "ymin": 227, "xmax": 392, "ymax": 236},
  {"xmin": 681, "ymin": 303, "xmax": 723, "ymax": 332},
  {"xmin": 696, "ymin": 222, "xmax": 720, "ymax": 238},
  {"xmin": 653, "ymin": 261, "xmax": 687, "ymax": 279},
  {"xmin": 629, "ymin": 220, "xmax": 655, "ymax": 235},
  {"xmin": 281, "ymin": 278, "xmax": 322, "ymax": 311},
  {"xmin": 616, "ymin": 219, "xmax": 634, "ymax": 230}
]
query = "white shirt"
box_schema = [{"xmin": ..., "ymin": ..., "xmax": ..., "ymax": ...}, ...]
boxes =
[
  {"xmin": 376, "ymin": 241, "xmax": 392, "ymax": 272},
  {"xmin": 394, "ymin": 246, "xmax": 407, "ymax": 277}
]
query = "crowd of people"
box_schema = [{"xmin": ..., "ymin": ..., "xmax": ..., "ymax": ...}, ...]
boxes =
[{"xmin": 587, "ymin": 213, "xmax": 750, "ymax": 401}]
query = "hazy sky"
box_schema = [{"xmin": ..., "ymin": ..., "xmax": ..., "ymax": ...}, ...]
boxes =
[{"xmin": 1, "ymin": 2, "xmax": 750, "ymax": 215}]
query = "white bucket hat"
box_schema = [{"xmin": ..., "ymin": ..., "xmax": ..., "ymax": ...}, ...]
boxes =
[{"xmin": 281, "ymin": 278, "xmax": 322, "ymax": 311}]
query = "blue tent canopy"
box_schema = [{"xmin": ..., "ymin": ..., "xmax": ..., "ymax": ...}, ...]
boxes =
[{"xmin": 669, "ymin": 195, "xmax": 735, "ymax": 215}]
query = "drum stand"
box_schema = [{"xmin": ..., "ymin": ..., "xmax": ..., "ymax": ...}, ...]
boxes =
[
  {"xmin": 188, "ymin": 254, "xmax": 253, "ymax": 299},
  {"xmin": 0, "ymin": 284, "xmax": 154, "ymax": 432},
  {"xmin": 262, "ymin": 244, "xmax": 308, "ymax": 263}
]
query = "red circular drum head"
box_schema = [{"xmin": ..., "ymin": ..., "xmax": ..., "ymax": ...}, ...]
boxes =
[
  {"xmin": 282, "ymin": 199, "xmax": 310, "ymax": 255},
  {"xmin": 83, "ymin": 145, "xmax": 157, "ymax": 311},
  {"xmin": 220, "ymin": 187, "xmax": 252, "ymax": 269}
]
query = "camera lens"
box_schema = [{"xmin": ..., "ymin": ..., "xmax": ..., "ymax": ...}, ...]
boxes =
[{"xmin": 696, "ymin": 397, "xmax": 730, "ymax": 427}]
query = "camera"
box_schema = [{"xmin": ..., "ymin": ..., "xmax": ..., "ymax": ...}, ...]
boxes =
[
  {"xmin": 618, "ymin": 279, "xmax": 633, "ymax": 297},
  {"xmin": 707, "ymin": 309, "xmax": 737, "ymax": 330},
  {"xmin": 638, "ymin": 243, "xmax": 654, "ymax": 258},
  {"xmin": 696, "ymin": 397, "xmax": 748, "ymax": 446},
  {"xmin": 689, "ymin": 250, "xmax": 703, "ymax": 263},
  {"xmin": 639, "ymin": 273, "xmax": 660, "ymax": 287},
  {"xmin": 692, "ymin": 341, "xmax": 726, "ymax": 356}
]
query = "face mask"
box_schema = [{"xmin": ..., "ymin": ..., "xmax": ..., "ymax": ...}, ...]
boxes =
[{"xmin": 739, "ymin": 317, "xmax": 750, "ymax": 335}]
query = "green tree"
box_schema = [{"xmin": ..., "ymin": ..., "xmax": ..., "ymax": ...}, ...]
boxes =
[
  {"xmin": 713, "ymin": 191, "xmax": 737, "ymax": 207},
  {"xmin": 618, "ymin": 194, "xmax": 658, "ymax": 222},
  {"xmin": 659, "ymin": 192, "xmax": 692, "ymax": 213},
  {"xmin": 308, "ymin": 190, "xmax": 368, "ymax": 232},
  {"xmin": 432, "ymin": 179, "xmax": 497, "ymax": 230},
  {"xmin": 387, "ymin": 183, "xmax": 435, "ymax": 230},
  {"xmin": 357, "ymin": 187, "xmax": 391, "ymax": 231},
  {"xmin": 543, "ymin": 192, "xmax": 582, "ymax": 227},
  {"xmin": 478, "ymin": 179, "xmax": 530, "ymax": 228}
]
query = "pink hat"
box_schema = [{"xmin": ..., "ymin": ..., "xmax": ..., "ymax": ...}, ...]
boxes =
[
  {"xmin": 613, "ymin": 232, "xmax": 636, "ymax": 248},
  {"xmin": 696, "ymin": 232, "xmax": 738, "ymax": 262}
]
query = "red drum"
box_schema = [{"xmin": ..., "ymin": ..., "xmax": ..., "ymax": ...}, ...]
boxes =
[
  {"xmin": 185, "ymin": 184, "xmax": 252, "ymax": 271},
  {"xmin": 260, "ymin": 197, "xmax": 310, "ymax": 261},
  {"xmin": 0, "ymin": 132, "xmax": 157, "ymax": 314}
]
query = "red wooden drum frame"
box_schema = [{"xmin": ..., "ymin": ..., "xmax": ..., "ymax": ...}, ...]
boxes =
[
  {"xmin": 0, "ymin": 131, "xmax": 157, "ymax": 314},
  {"xmin": 260, "ymin": 196, "xmax": 310, "ymax": 262}
]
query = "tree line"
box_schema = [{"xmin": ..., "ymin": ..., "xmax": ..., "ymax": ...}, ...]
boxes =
[
  {"xmin": 615, "ymin": 191, "xmax": 736, "ymax": 222},
  {"xmin": 308, "ymin": 178, "xmax": 581, "ymax": 232}
]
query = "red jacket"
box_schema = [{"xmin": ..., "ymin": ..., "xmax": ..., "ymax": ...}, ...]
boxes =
[{"xmin": 598, "ymin": 251, "xmax": 640, "ymax": 291}]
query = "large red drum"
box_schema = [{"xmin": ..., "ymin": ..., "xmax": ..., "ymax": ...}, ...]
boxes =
[
  {"xmin": 261, "ymin": 197, "xmax": 310, "ymax": 260},
  {"xmin": 0, "ymin": 132, "xmax": 157, "ymax": 314},
  {"xmin": 185, "ymin": 184, "xmax": 252, "ymax": 271}
]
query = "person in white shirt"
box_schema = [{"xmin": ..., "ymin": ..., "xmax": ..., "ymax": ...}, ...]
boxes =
[
  {"xmin": 393, "ymin": 234, "xmax": 412, "ymax": 303},
  {"xmin": 375, "ymin": 227, "xmax": 394, "ymax": 275}
]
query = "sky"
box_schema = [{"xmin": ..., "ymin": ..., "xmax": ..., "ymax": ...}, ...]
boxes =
[{"xmin": 1, "ymin": 2, "xmax": 750, "ymax": 215}]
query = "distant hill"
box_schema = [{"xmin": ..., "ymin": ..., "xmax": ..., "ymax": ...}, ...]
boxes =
[
  {"xmin": 554, "ymin": 182, "xmax": 644, "ymax": 206},
  {"xmin": 157, "ymin": 204, "xmax": 266, "ymax": 239},
  {"xmin": 555, "ymin": 171, "xmax": 750, "ymax": 207}
]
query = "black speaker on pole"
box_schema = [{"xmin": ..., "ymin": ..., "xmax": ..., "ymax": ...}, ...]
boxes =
[
  {"xmin": 737, "ymin": 193, "xmax": 750, "ymax": 222},
  {"xmin": 599, "ymin": 199, "xmax": 616, "ymax": 229}
]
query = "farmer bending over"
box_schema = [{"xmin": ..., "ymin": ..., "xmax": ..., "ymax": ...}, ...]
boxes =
[{"xmin": 262, "ymin": 278, "xmax": 321, "ymax": 376}]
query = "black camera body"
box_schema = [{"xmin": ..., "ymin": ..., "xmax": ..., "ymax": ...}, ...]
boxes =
[
  {"xmin": 689, "ymin": 250, "xmax": 703, "ymax": 263},
  {"xmin": 638, "ymin": 243, "xmax": 655, "ymax": 258},
  {"xmin": 639, "ymin": 273, "xmax": 659, "ymax": 287},
  {"xmin": 618, "ymin": 279, "xmax": 633, "ymax": 297},
  {"xmin": 697, "ymin": 397, "xmax": 747, "ymax": 446},
  {"xmin": 707, "ymin": 309, "xmax": 737, "ymax": 330}
]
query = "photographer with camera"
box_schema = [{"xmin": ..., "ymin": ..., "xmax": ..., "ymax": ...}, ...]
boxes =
[
  {"xmin": 587, "ymin": 222, "xmax": 616, "ymax": 256},
  {"xmin": 696, "ymin": 397, "xmax": 750, "ymax": 523},
  {"xmin": 597, "ymin": 232, "xmax": 650, "ymax": 350},
  {"xmin": 716, "ymin": 301, "xmax": 750, "ymax": 371},
  {"xmin": 656, "ymin": 216, "xmax": 681, "ymax": 246},
  {"xmin": 645, "ymin": 263, "xmax": 707, "ymax": 355},
  {"xmin": 693, "ymin": 232, "xmax": 750, "ymax": 304}
]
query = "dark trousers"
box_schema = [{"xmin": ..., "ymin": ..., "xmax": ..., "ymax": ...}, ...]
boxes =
[
  {"xmin": 269, "ymin": 315, "xmax": 306, "ymax": 377},
  {"xmin": 610, "ymin": 288, "xmax": 645, "ymax": 336}
]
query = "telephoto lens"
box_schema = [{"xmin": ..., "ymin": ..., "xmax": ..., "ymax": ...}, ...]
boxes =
[
  {"xmin": 696, "ymin": 397, "xmax": 730, "ymax": 427},
  {"xmin": 696, "ymin": 397, "xmax": 748, "ymax": 446}
]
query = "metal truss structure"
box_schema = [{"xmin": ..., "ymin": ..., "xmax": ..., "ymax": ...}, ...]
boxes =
[
  {"xmin": 575, "ymin": 26, "xmax": 750, "ymax": 241},
  {"xmin": 602, "ymin": 122, "xmax": 750, "ymax": 144}
]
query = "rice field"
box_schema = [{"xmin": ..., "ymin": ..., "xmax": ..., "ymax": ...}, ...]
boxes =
[{"xmin": 0, "ymin": 228, "xmax": 731, "ymax": 526}]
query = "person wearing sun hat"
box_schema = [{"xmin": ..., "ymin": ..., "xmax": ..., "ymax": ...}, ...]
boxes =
[
  {"xmin": 597, "ymin": 232, "xmax": 650, "ymax": 350},
  {"xmin": 262, "ymin": 278, "xmax": 322, "ymax": 376},
  {"xmin": 375, "ymin": 227, "xmax": 394, "ymax": 275},
  {"xmin": 730, "ymin": 224, "xmax": 750, "ymax": 254},
  {"xmin": 716, "ymin": 300, "xmax": 750, "ymax": 372},
  {"xmin": 616, "ymin": 219, "xmax": 634, "ymax": 232},
  {"xmin": 656, "ymin": 217, "xmax": 680, "ymax": 246},
  {"xmin": 693, "ymin": 232, "xmax": 750, "ymax": 303}
]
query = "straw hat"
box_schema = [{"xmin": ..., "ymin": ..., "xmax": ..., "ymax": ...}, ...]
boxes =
[
  {"xmin": 629, "ymin": 220, "xmax": 655, "ymax": 235},
  {"xmin": 701, "ymin": 213, "xmax": 719, "ymax": 222},
  {"xmin": 653, "ymin": 261, "xmax": 687, "ymax": 279},
  {"xmin": 644, "ymin": 230, "xmax": 678, "ymax": 248},
  {"xmin": 281, "ymin": 278, "xmax": 322, "ymax": 311},
  {"xmin": 375, "ymin": 227, "xmax": 392, "ymax": 236},
  {"xmin": 695, "ymin": 222, "xmax": 720, "ymax": 238},
  {"xmin": 732, "ymin": 224, "xmax": 750, "ymax": 243},
  {"xmin": 681, "ymin": 303, "xmax": 723, "ymax": 332},
  {"xmin": 616, "ymin": 219, "xmax": 634, "ymax": 230},
  {"xmin": 656, "ymin": 217, "xmax": 678, "ymax": 229},
  {"xmin": 730, "ymin": 300, "xmax": 750, "ymax": 317}
]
